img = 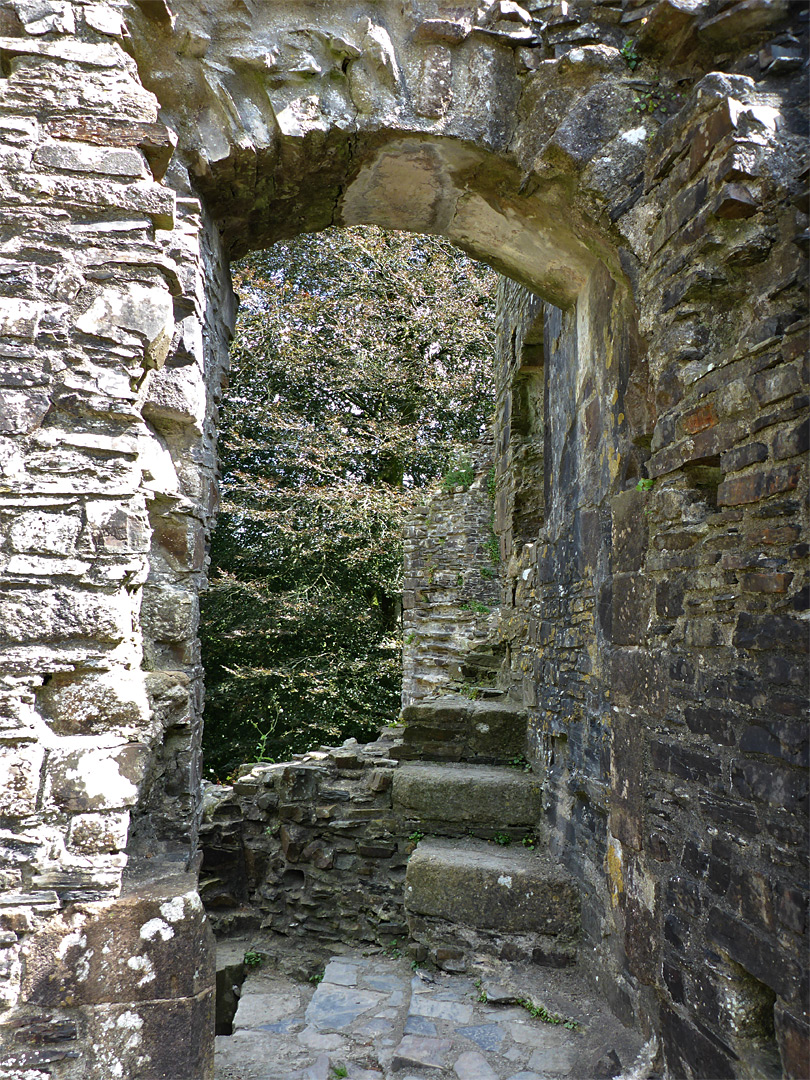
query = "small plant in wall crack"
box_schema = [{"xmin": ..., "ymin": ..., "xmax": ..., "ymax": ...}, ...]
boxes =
[
  {"xmin": 636, "ymin": 478, "xmax": 654, "ymax": 492},
  {"xmin": 508, "ymin": 753, "xmax": 532, "ymax": 773},
  {"xmin": 627, "ymin": 86, "xmax": 683, "ymax": 117},
  {"xmin": 331, "ymin": 1066, "xmax": 348, "ymax": 1079},
  {"xmin": 620, "ymin": 38, "xmax": 639, "ymax": 70},
  {"xmin": 519, "ymin": 998, "xmax": 580, "ymax": 1031},
  {"xmin": 243, "ymin": 950, "xmax": 263, "ymax": 969},
  {"xmin": 475, "ymin": 978, "xmax": 488, "ymax": 1003},
  {"xmin": 493, "ymin": 832, "xmax": 512, "ymax": 846},
  {"xmin": 461, "ymin": 599, "xmax": 492, "ymax": 615},
  {"xmin": 408, "ymin": 831, "xmax": 425, "ymax": 845}
]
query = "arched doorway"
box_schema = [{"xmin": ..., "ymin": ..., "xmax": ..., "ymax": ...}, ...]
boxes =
[{"xmin": 2, "ymin": 2, "xmax": 806, "ymax": 1076}]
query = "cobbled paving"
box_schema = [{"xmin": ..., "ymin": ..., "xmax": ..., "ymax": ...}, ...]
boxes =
[{"xmin": 215, "ymin": 948, "xmax": 656, "ymax": 1080}]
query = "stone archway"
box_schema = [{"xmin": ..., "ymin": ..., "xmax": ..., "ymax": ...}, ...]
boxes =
[{"xmin": 0, "ymin": 1, "xmax": 806, "ymax": 1078}]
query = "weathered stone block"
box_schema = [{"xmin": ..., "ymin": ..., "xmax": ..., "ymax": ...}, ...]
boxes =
[
  {"xmin": 68, "ymin": 812, "xmax": 130, "ymax": 855},
  {"xmin": 37, "ymin": 668, "xmax": 151, "ymax": 737},
  {"xmin": 23, "ymin": 867, "xmax": 214, "ymax": 1008},
  {"xmin": 610, "ymin": 573, "xmax": 651, "ymax": 646},
  {"xmin": 405, "ymin": 837, "xmax": 579, "ymax": 935},
  {"xmin": 81, "ymin": 991, "xmax": 214, "ymax": 1080},
  {"xmin": 34, "ymin": 140, "xmax": 149, "ymax": 179},
  {"xmin": 0, "ymin": 742, "xmax": 44, "ymax": 818},
  {"xmin": 75, "ymin": 283, "xmax": 174, "ymax": 367},
  {"xmin": 717, "ymin": 463, "xmax": 801, "ymax": 505},
  {"xmin": 393, "ymin": 762, "xmax": 542, "ymax": 827},
  {"xmin": 42, "ymin": 742, "xmax": 149, "ymax": 813},
  {"xmin": 0, "ymin": 586, "xmax": 130, "ymax": 643}
]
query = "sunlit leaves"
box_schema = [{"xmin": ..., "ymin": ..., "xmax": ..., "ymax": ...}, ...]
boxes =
[{"xmin": 200, "ymin": 226, "xmax": 496, "ymax": 777}]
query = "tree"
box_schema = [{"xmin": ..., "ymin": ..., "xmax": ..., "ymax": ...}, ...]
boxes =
[{"xmin": 200, "ymin": 226, "xmax": 497, "ymax": 777}]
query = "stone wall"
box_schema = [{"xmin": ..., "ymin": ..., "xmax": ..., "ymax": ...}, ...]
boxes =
[
  {"xmin": 200, "ymin": 736, "xmax": 408, "ymax": 949},
  {"xmin": 493, "ymin": 198, "xmax": 809, "ymax": 1075},
  {"xmin": 402, "ymin": 445, "xmax": 502, "ymax": 704},
  {"xmin": 0, "ymin": 0, "xmax": 805, "ymax": 1077}
]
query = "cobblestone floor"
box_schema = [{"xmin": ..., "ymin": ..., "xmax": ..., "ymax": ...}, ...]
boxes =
[{"xmin": 214, "ymin": 945, "xmax": 658, "ymax": 1080}]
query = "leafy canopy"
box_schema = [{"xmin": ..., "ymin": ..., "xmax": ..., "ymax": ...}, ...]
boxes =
[{"xmin": 200, "ymin": 226, "xmax": 496, "ymax": 778}]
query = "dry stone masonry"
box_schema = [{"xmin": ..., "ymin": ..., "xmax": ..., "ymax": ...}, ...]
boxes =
[
  {"xmin": 0, "ymin": 0, "xmax": 806, "ymax": 1078},
  {"xmin": 402, "ymin": 446, "xmax": 502, "ymax": 705}
]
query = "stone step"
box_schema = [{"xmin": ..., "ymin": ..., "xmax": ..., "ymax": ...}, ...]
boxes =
[
  {"xmin": 395, "ymin": 694, "xmax": 526, "ymax": 763},
  {"xmin": 404, "ymin": 837, "xmax": 579, "ymax": 971},
  {"xmin": 405, "ymin": 837, "xmax": 578, "ymax": 935},
  {"xmin": 392, "ymin": 762, "xmax": 542, "ymax": 832}
]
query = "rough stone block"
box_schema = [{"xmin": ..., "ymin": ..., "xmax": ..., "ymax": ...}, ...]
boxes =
[
  {"xmin": 611, "ymin": 489, "xmax": 647, "ymax": 572},
  {"xmin": 610, "ymin": 573, "xmax": 651, "ymax": 646},
  {"xmin": 0, "ymin": 586, "xmax": 131, "ymax": 643},
  {"xmin": 75, "ymin": 283, "xmax": 174, "ymax": 367},
  {"xmin": 81, "ymin": 990, "xmax": 214, "ymax": 1080},
  {"xmin": 37, "ymin": 668, "xmax": 151, "ymax": 737},
  {"xmin": 393, "ymin": 763, "xmax": 542, "ymax": 827},
  {"xmin": 399, "ymin": 696, "xmax": 527, "ymax": 763},
  {"xmin": 68, "ymin": 811, "xmax": 130, "ymax": 855},
  {"xmin": 0, "ymin": 742, "xmax": 44, "ymax": 818},
  {"xmin": 42, "ymin": 741, "xmax": 149, "ymax": 813},
  {"xmin": 0, "ymin": 298, "xmax": 44, "ymax": 340},
  {"xmin": 34, "ymin": 140, "xmax": 149, "ymax": 179},
  {"xmin": 405, "ymin": 837, "xmax": 579, "ymax": 935},
  {"xmin": 717, "ymin": 462, "xmax": 801, "ymax": 505},
  {"xmin": 23, "ymin": 867, "xmax": 214, "ymax": 1008}
]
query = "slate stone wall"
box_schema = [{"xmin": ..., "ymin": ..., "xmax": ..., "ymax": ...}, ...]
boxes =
[
  {"xmin": 492, "ymin": 92, "xmax": 809, "ymax": 1073},
  {"xmin": 199, "ymin": 737, "xmax": 410, "ymax": 949}
]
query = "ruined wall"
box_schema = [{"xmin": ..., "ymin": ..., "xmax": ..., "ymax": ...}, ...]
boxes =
[
  {"xmin": 493, "ymin": 135, "xmax": 809, "ymax": 1076},
  {"xmin": 200, "ymin": 736, "xmax": 408, "ymax": 949},
  {"xmin": 402, "ymin": 446, "xmax": 502, "ymax": 705},
  {"xmin": 0, "ymin": 0, "xmax": 805, "ymax": 1077},
  {"xmin": 0, "ymin": 4, "xmax": 232, "ymax": 1075}
]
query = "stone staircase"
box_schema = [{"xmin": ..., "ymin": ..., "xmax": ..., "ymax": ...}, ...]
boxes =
[{"xmin": 390, "ymin": 694, "xmax": 581, "ymax": 972}]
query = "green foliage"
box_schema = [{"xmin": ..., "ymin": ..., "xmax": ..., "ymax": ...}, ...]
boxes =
[
  {"xmin": 440, "ymin": 455, "xmax": 475, "ymax": 490},
  {"xmin": 493, "ymin": 832, "xmax": 512, "ymax": 846},
  {"xmin": 385, "ymin": 939, "xmax": 402, "ymax": 959},
  {"xmin": 627, "ymin": 86, "xmax": 683, "ymax": 118},
  {"xmin": 461, "ymin": 600, "xmax": 491, "ymax": 615},
  {"xmin": 636, "ymin": 478, "xmax": 655, "ymax": 492},
  {"xmin": 620, "ymin": 39, "xmax": 639, "ymax": 70},
  {"xmin": 201, "ymin": 226, "xmax": 496, "ymax": 777},
  {"xmin": 243, "ymin": 951, "xmax": 262, "ymax": 968},
  {"xmin": 519, "ymin": 998, "xmax": 580, "ymax": 1030},
  {"xmin": 408, "ymin": 831, "xmax": 425, "ymax": 845},
  {"xmin": 331, "ymin": 1066, "xmax": 348, "ymax": 1079},
  {"xmin": 508, "ymin": 754, "xmax": 531, "ymax": 773}
]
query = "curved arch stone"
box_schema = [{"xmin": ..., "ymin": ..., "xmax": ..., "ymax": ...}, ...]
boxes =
[{"xmin": 0, "ymin": 0, "xmax": 806, "ymax": 1077}]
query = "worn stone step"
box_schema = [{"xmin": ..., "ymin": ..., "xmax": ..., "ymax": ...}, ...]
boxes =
[
  {"xmin": 395, "ymin": 694, "xmax": 526, "ymax": 763},
  {"xmin": 405, "ymin": 837, "xmax": 578, "ymax": 935},
  {"xmin": 405, "ymin": 837, "xmax": 580, "ymax": 971},
  {"xmin": 392, "ymin": 762, "xmax": 542, "ymax": 830}
]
